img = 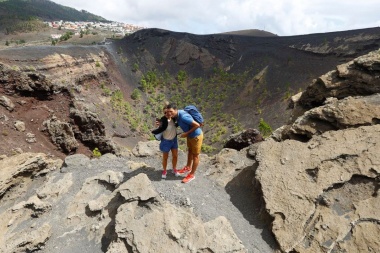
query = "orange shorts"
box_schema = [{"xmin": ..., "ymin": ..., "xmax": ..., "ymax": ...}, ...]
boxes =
[{"xmin": 187, "ymin": 132, "xmax": 203, "ymax": 155}]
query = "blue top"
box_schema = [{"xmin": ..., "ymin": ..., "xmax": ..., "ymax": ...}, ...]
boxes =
[{"xmin": 177, "ymin": 110, "xmax": 202, "ymax": 138}]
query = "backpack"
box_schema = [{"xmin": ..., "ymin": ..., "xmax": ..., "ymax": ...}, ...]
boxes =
[{"xmin": 184, "ymin": 105, "xmax": 204, "ymax": 126}]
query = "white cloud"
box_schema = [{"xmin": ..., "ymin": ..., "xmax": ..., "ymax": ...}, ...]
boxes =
[{"xmin": 52, "ymin": 0, "xmax": 380, "ymax": 35}]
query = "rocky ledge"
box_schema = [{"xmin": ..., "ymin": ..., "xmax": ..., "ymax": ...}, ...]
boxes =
[{"xmin": 255, "ymin": 49, "xmax": 380, "ymax": 252}]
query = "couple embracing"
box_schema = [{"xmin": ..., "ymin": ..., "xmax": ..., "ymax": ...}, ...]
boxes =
[{"xmin": 151, "ymin": 103, "xmax": 203, "ymax": 184}]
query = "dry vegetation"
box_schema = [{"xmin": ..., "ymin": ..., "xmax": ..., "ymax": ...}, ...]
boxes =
[{"xmin": 0, "ymin": 26, "xmax": 115, "ymax": 50}]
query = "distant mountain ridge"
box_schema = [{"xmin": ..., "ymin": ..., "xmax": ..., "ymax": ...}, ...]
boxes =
[
  {"xmin": 220, "ymin": 29, "xmax": 277, "ymax": 37},
  {"xmin": 0, "ymin": 0, "xmax": 108, "ymax": 22}
]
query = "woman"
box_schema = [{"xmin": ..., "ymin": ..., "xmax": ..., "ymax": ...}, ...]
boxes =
[{"xmin": 151, "ymin": 107, "xmax": 179, "ymax": 179}]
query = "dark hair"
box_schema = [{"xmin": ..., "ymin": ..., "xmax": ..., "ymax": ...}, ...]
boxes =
[{"xmin": 165, "ymin": 103, "xmax": 177, "ymax": 110}]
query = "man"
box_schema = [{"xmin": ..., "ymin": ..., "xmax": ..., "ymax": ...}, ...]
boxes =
[{"xmin": 165, "ymin": 103, "xmax": 203, "ymax": 184}]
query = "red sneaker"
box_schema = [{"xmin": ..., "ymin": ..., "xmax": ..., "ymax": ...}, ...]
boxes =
[
  {"xmin": 173, "ymin": 168, "xmax": 180, "ymax": 177},
  {"xmin": 182, "ymin": 174, "xmax": 195, "ymax": 184},
  {"xmin": 162, "ymin": 170, "xmax": 167, "ymax": 179},
  {"xmin": 177, "ymin": 166, "xmax": 191, "ymax": 176}
]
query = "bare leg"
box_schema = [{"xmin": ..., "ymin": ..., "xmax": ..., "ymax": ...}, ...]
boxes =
[
  {"xmin": 186, "ymin": 151, "xmax": 193, "ymax": 168},
  {"xmin": 162, "ymin": 152, "xmax": 169, "ymax": 171},
  {"xmin": 190, "ymin": 154, "xmax": 199, "ymax": 175},
  {"xmin": 171, "ymin": 148, "xmax": 178, "ymax": 170}
]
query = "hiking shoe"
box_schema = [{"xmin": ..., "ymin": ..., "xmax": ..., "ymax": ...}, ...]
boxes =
[
  {"xmin": 182, "ymin": 174, "xmax": 195, "ymax": 184},
  {"xmin": 162, "ymin": 170, "xmax": 167, "ymax": 179},
  {"xmin": 177, "ymin": 166, "xmax": 191, "ymax": 176},
  {"xmin": 173, "ymin": 169, "xmax": 180, "ymax": 177}
]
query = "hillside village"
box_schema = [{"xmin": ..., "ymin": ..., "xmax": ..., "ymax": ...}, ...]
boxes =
[{"xmin": 45, "ymin": 20, "xmax": 145, "ymax": 39}]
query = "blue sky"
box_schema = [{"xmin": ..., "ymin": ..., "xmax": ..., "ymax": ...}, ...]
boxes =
[{"xmin": 52, "ymin": 0, "xmax": 380, "ymax": 36}]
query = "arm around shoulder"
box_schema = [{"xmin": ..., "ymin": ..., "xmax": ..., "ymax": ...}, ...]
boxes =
[{"xmin": 151, "ymin": 116, "xmax": 168, "ymax": 134}]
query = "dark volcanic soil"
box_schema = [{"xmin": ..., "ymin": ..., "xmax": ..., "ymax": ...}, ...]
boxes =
[{"xmin": 112, "ymin": 27, "xmax": 380, "ymax": 130}]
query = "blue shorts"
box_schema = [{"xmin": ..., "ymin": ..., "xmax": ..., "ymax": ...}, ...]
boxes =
[{"xmin": 160, "ymin": 137, "xmax": 178, "ymax": 153}]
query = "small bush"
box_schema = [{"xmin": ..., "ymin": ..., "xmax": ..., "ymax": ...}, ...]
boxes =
[
  {"xmin": 201, "ymin": 144, "xmax": 216, "ymax": 154},
  {"xmin": 177, "ymin": 70, "xmax": 187, "ymax": 84},
  {"xmin": 132, "ymin": 63, "xmax": 139, "ymax": 72},
  {"xmin": 92, "ymin": 148, "xmax": 101, "ymax": 158},
  {"xmin": 131, "ymin": 88, "xmax": 141, "ymax": 100},
  {"xmin": 258, "ymin": 118, "xmax": 272, "ymax": 137}
]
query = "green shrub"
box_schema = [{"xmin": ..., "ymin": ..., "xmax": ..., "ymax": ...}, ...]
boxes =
[
  {"xmin": 140, "ymin": 71, "xmax": 160, "ymax": 93},
  {"xmin": 177, "ymin": 70, "xmax": 187, "ymax": 84},
  {"xmin": 201, "ymin": 144, "xmax": 216, "ymax": 153},
  {"xmin": 92, "ymin": 148, "xmax": 101, "ymax": 158},
  {"xmin": 60, "ymin": 31, "xmax": 73, "ymax": 41},
  {"xmin": 101, "ymin": 85, "xmax": 112, "ymax": 96},
  {"xmin": 131, "ymin": 88, "xmax": 141, "ymax": 100},
  {"xmin": 258, "ymin": 118, "xmax": 272, "ymax": 137},
  {"xmin": 132, "ymin": 63, "xmax": 139, "ymax": 72},
  {"xmin": 283, "ymin": 90, "xmax": 292, "ymax": 100}
]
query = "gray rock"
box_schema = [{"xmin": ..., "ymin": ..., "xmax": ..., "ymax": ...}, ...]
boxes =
[
  {"xmin": 0, "ymin": 152, "xmax": 62, "ymax": 199},
  {"xmin": 25, "ymin": 132, "xmax": 36, "ymax": 143},
  {"xmin": 0, "ymin": 95, "xmax": 15, "ymax": 111},
  {"xmin": 224, "ymin": 128, "xmax": 264, "ymax": 151},
  {"xmin": 114, "ymin": 174, "xmax": 246, "ymax": 253},
  {"xmin": 61, "ymin": 154, "xmax": 90, "ymax": 172},
  {"xmin": 256, "ymin": 122, "xmax": 380, "ymax": 252},
  {"xmin": 43, "ymin": 116, "xmax": 79, "ymax": 153},
  {"xmin": 289, "ymin": 94, "xmax": 380, "ymax": 139},
  {"xmin": 14, "ymin": 120, "xmax": 26, "ymax": 132},
  {"xmin": 3, "ymin": 223, "xmax": 51, "ymax": 253},
  {"xmin": 131, "ymin": 140, "xmax": 160, "ymax": 157},
  {"xmin": 12, "ymin": 195, "xmax": 52, "ymax": 217},
  {"xmin": 205, "ymin": 148, "xmax": 255, "ymax": 187},
  {"xmin": 298, "ymin": 49, "xmax": 380, "ymax": 108},
  {"xmin": 117, "ymin": 173, "xmax": 157, "ymax": 201}
]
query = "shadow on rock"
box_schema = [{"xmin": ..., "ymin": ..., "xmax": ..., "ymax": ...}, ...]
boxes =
[
  {"xmin": 225, "ymin": 164, "xmax": 279, "ymax": 250},
  {"xmin": 100, "ymin": 192, "xmax": 127, "ymax": 252}
]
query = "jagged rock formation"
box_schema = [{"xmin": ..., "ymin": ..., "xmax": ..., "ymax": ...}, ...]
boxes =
[
  {"xmin": 297, "ymin": 50, "xmax": 380, "ymax": 108},
  {"xmin": 0, "ymin": 152, "xmax": 63, "ymax": 198},
  {"xmin": 109, "ymin": 174, "xmax": 245, "ymax": 253},
  {"xmin": 224, "ymin": 128, "xmax": 264, "ymax": 150},
  {"xmin": 253, "ymin": 49, "xmax": 380, "ymax": 252},
  {"xmin": 70, "ymin": 107, "xmax": 116, "ymax": 153},
  {"xmin": 0, "ymin": 47, "xmax": 117, "ymax": 157},
  {"xmin": 0, "ymin": 152, "xmax": 252, "ymax": 253},
  {"xmin": 0, "ymin": 62, "xmax": 58, "ymax": 94},
  {"xmin": 289, "ymin": 95, "xmax": 380, "ymax": 139},
  {"xmin": 0, "ymin": 153, "xmax": 62, "ymax": 252},
  {"xmin": 43, "ymin": 116, "xmax": 79, "ymax": 153},
  {"xmin": 205, "ymin": 148, "xmax": 255, "ymax": 187}
]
